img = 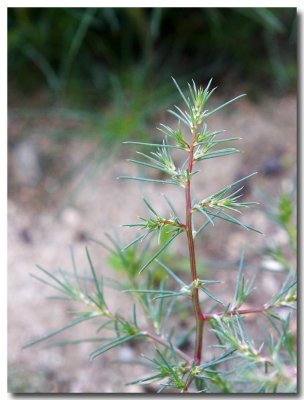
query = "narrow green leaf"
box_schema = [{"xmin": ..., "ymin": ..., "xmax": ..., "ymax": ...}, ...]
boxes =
[
  {"xmin": 153, "ymin": 292, "xmax": 186, "ymax": 300},
  {"xmin": 155, "ymin": 259, "xmax": 186, "ymax": 287},
  {"xmin": 86, "ymin": 236, "xmax": 114, "ymax": 253},
  {"xmin": 70, "ymin": 245, "xmax": 81, "ymax": 290},
  {"xmin": 90, "ymin": 333, "xmax": 142, "ymax": 360},
  {"xmin": 23, "ymin": 315, "xmax": 98, "ymax": 349},
  {"xmin": 168, "ymin": 109, "xmax": 190, "ymax": 127},
  {"xmin": 96, "ymin": 320, "xmax": 113, "ymax": 333},
  {"xmin": 162, "ymin": 193, "xmax": 181, "ymax": 220},
  {"xmin": 197, "ymin": 148, "xmax": 240, "ymax": 161},
  {"xmin": 196, "ymin": 207, "xmax": 215, "ymax": 226},
  {"xmin": 132, "ymin": 304, "xmax": 138, "ymax": 329},
  {"xmin": 35, "ymin": 265, "xmax": 71, "ymax": 294},
  {"xmin": 85, "ymin": 246, "xmax": 104, "ymax": 303},
  {"xmin": 117, "ymin": 176, "xmax": 178, "ymax": 185},
  {"xmin": 171, "ymin": 77, "xmax": 190, "ymax": 108},
  {"xmin": 194, "ymin": 212, "xmax": 219, "ymax": 237},
  {"xmin": 127, "ymin": 159, "xmax": 169, "ymax": 174},
  {"xmin": 126, "ymin": 373, "xmax": 164, "ymax": 385},
  {"xmin": 213, "ymin": 172, "xmax": 258, "ymax": 198},
  {"xmin": 205, "ymin": 209, "xmax": 263, "ymax": 234},
  {"xmin": 195, "ymin": 137, "xmax": 241, "ymax": 146},
  {"xmin": 45, "ymin": 337, "xmax": 109, "ymax": 348},
  {"xmin": 174, "ymin": 105, "xmax": 191, "ymax": 124},
  {"xmin": 206, "ymin": 94, "xmax": 246, "ymax": 117},
  {"xmin": 232, "ymin": 247, "xmax": 246, "ymax": 309},
  {"xmin": 200, "ymin": 349, "xmax": 237, "ymax": 370},
  {"xmin": 200, "ymin": 286, "xmax": 225, "ymax": 305},
  {"xmin": 139, "ymin": 231, "xmax": 180, "ymax": 274},
  {"xmin": 142, "ymin": 197, "xmax": 158, "ymax": 216},
  {"xmin": 29, "ymin": 273, "xmax": 67, "ymax": 295},
  {"xmin": 123, "ymin": 141, "xmax": 178, "ymax": 149},
  {"xmin": 122, "ymin": 232, "xmax": 151, "ymax": 251},
  {"xmin": 123, "ymin": 289, "xmax": 178, "ymax": 295}
]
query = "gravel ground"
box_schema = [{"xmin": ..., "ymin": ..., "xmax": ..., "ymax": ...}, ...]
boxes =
[{"xmin": 8, "ymin": 93, "xmax": 296, "ymax": 393}]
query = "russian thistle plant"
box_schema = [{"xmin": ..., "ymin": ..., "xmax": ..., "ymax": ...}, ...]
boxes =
[{"xmin": 24, "ymin": 78, "xmax": 297, "ymax": 393}]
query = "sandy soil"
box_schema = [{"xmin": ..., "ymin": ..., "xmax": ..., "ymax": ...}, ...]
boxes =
[{"xmin": 8, "ymin": 93, "xmax": 297, "ymax": 393}]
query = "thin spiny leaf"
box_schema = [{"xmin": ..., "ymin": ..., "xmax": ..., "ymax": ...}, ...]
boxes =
[
  {"xmin": 123, "ymin": 141, "xmax": 178, "ymax": 149},
  {"xmin": 35, "ymin": 265, "xmax": 72, "ymax": 294},
  {"xmin": 117, "ymin": 176, "xmax": 178, "ymax": 186},
  {"xmin": 70, "ymin": 245, "xmax": 81, "ymax": 290},
  {"xmin": 139, "ymin": 231, "xmax": 181, "ymax": 274},
  {"xmin": 232, "ymin": 246, "xmax": 246, "ymax": 310},
  {"xmin": 90, "ymin": 333, "xmax": 143, "ymax": 360},
  {"xmin": 143, "ymin": 197, "xmax": 158, "ymax": 216},
  {"xmin": 122, "ymin": 232, "xmax": 151, "ymax": 251},
  {"xmin": 155, "ymin": 259, "xmax": 186, "ymax": 287},
  {"xmin": 206, "ymin": 94, "xmax": 246, "ymax": 117},
  {"xmin": 23, "ymin": 315, "xmax": 98, "ymax": 349},
  {"xmin": 171, "ymin": 77, "xmax": 190, "ymax": 108}
]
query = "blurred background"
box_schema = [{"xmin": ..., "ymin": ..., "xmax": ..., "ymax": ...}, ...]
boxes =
[{"xmin": 8, "ymin": 8, "xmax": 297, "ymax": 393}]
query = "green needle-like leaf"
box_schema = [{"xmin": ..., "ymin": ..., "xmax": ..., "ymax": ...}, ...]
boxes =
[
  {"xmin": 117, "ymin": 176, "xmax": 179, "ymax": 185},
  {"xmin": 85, "ymin": 246, "xmax": 105, "ymax": 307},
  {"xmin": 123, "ymin": 141, "xmax": 178, "ymax": 149},
  {"xmin": 90, "ymin": 333, "xmax": 143, "ymax": 360},
  {"xmin": 23, "ymin": 315, "xmax": 98, "ymax": 349},
  {"xmin": 205, "ymin": 94, "xmax": 246, "ymax": 117},
  {"xmin": 154, "ymin": 259, "xmax": 186, "ymax": 287},
  {"xmin": 139, "ymin": 231, "xmax": 181, "ymax": 274}
]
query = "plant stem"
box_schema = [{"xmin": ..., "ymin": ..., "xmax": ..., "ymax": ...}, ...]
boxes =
[{"xmin": 185, "ymin": 129, "xmax": 205, "ymax": 367}]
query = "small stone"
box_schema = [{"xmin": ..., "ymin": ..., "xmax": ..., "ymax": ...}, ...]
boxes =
[
  {"xmin": 61, "ymin": 207, "xmax": 81, "ymax": 227},
  {"xmin": 117, "ymin": 346, "xmax": 135, "ymax": 362},
  {"xmin": 12, "ymin": 138, "xmax": 42, "ymax": 186}
]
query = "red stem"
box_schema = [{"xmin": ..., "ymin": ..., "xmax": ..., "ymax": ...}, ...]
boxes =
[{"xmin": 185, "ymin": 131, "xmax": 205, "ymax": 368}]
